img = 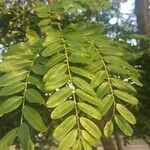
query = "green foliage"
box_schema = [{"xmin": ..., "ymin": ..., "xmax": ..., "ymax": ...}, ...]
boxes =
[
  {"xmin": 104, "ymin": 120, "xmax": 114, "ymax": 137},
  {"xmin": 18, "ymin": 123, "xmax": 30, "ymax": 150},
  {"xmin": 0, "ymin": 0, "xmax": 142, "ymax": 149},
  {"xmin": 0, "ymin": 128, "xmax": 18, "ymax": 149}
]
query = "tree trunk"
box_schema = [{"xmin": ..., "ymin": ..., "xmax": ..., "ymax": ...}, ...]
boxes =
[
  {"xmin": 114, "ymin": 133, "xmax": 123, "ymax": 150},
  {"xmin": 135, "ymin": 0, "xmax": 150, "ymax": 144},
  {"xmin": 101, "ymin": 136, "xmax": 117, "ymax": 150},
  {"xmin": 135, "ymin": 0, "xmax": 150, "ymax": 80},
  {"xmin": 135, "ymin": 0, "xmax": 150, "ymax": 35}
]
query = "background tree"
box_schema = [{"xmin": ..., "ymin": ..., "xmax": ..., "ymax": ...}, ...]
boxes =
[{"xmin": 134, "ymin": 0, "xmax": 150, "ymax": 145}]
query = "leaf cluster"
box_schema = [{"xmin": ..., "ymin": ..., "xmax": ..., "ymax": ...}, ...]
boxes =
[{"xmin": 0, "ymin": 1, "xmax": 142, "ymax": 150}]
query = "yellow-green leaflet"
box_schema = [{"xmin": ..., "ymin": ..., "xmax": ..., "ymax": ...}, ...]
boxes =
[
  {"xmin": 116, "ymin": 104, "xmax": 136, "ymax": 124},
  {"xmin": 0, "ymin": 70, "xmax": 28, "ymax": 87},
  {"xmin": 78, "ymin": 102, "xmax": 101, "ymax": 120},
  {"xmin": 82, "ymin": 139, "xmax": 92, "ymax": 150},
  {"xmin": 51, "ymin": 101, "xmax": 74, "ymax": 119},
  {"xmin": 73, "ymin": 139, "xmax": 82, "ymax": 150},
  {"xmin": 115, "ymin": 115, "xmax": 133, "ymax": 136},
  {"xmin": 43, "ymin": 63, "xmax": 67, "ymax": 82},
  {"xmin": 58, "ymin": 129, "xmax": 78, "ymax": 150},
  {"xmin": 98, "ymin": 95, "xmax": 113, "ymax": 116},
  {"xmin": 114, "ymin": 90, "xmax": 138, "ymax": 105},
  {"xmin": 73, "ymin": 77, "xmax": 96, "ymax": 96},
  {"xmin": 80, "ymin": 117, "xmax": 101, "ymax": 139},
  {"xmin": 44, "ymin": 75, "xmax": 69, "ymax": 91},
  {"xmin": 81, "ymin": 130, "xmax": 99, "ymax": 147},
  {"xmin": 76, "ymin": 89, "xmax": 101, "ymax": 106},
  {"xmin": 96, "ymin": 82, "xmax": 110, "ymax": 98},
  {"xmin": 104, "ymin": 120, "xmax": 114, "ymax": 137},
  {"xmin": 70, "ymin": 66, "xmax": 96, "ymax": 79},
  {"xmin": 53, "ymin": 116, "xmax": 76, "ymax": 140},
  {"xmin": 46, "ymin": 87, "xmax": 72, "ymax": 108}
]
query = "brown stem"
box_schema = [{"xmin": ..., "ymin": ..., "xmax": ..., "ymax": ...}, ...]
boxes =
[
  {"xmin": 101, "ymin": 136, "xmax": 117, "ymax": 150},
  {"xmin": 114, "ymin": 132, "xmax": 123, "ymax": 150}
]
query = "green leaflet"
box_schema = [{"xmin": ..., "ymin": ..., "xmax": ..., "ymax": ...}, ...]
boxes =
[
  {"xmin": 69, "ymin": 48, "xmax": 88, "ymax": 55},
  {"xmin": 31, "ymin": 63, "xmax": 46, "ymax": 75},
  {"xmin": 70, "ymin": 66, "xmax": 96, "ymax": 80},
  {"xmin": 82, "ymin": 139, "xmax": 92, "ymax": 150},
  {"xmin": 46, "ymin": 53, "xmax": 66, "ymax": 68},
  {"xmin": 0, "ymin": 96, "xmax": 22, "ymax": 116},
  {"xmin": 46, "ymin": 73, "xmax": 69, "ymax": 83},
  {"xmin": 107, "ymin": 64, "xmax": 129, "ymax": 75},
  {"xmin": 115, "ymin": 115, "xmax": 133, "ymax": 136},
  {"xmin": 69, "ymin": 54, "xmax": 92, "ymax": 65},
  {"xmin": 0, "ymin": 70, "xmax": 28, "ymax": 87},
  {"xmin": 0, "ymin": 128, "xmax": 17, "ymax": 150},
  {"xmin": 130, "ymin": 76, "xmax": 143, "ymax": 87},
  {"xmin": 4, "ymin": 54, "xmax": 33, "ymax": 60},
  {"xmin": 96, "ymin": 82, "xmax": 110, "ymax": 99},
  {"xmin": 43, "ymin": 63, "xmax": 67, "ymax": 82},
  {"xmin": 114, "ymin": 90, "xmax": 138, "ymax": 105},
  {"xmin": 0, "ymin": 82, "xmax": 25, "ymax": 96},
  {"xmin": 5, "ymin": 42, "xmax": 32, "ymax": 56},
  {"xmin": 73, "ymin": 77, "xmax": 96, "ymax": 96},
  {"xmin": 86, "ymin": 60, "xmax": 103, "ymax": 73},
  {"xmin": 28, "ymin": 75, "xmax": 43, "ymax": 90},
  {"xmin": 23, "ymin": 106, "xmax": 47, "ymax": 132},
  {"xmin": 76, "ymin": 89, "xmax": 101, "ymax": 106},
  {"xmin": 111, "ymin": 78, "xmax": 136, "ymax": 93},
  {"xmin": 25, "ymin": 88, "xmax": 46, "ymax": 105},
  {"xmin": 0, "ymin": 59, "xmax": 32, "ymax": 72},
  {"xmin": 42, "ymin": 30, "xmax": 61, "ymax": 46},
  {"xmin": 103, "ymin": 56, "xmax": 133, "ymax": 69},
  {"xmin": 18, "ymin": 123, "xmax": 30, "ymax": 150},
  {"xmin": 78, "ymin": 102, "xmax": 101, "ymax": 120},
  {"xmin": 53, "ymin": 115, "xmax": 76, "ymax": 141},
  {"xmin": 38, "ymin": 18, "xmax": 50, "ymax": 27},
  {"xmin": 99, "ymin": 46, "xmax": 125, "ymax": 56},
  {"xmin": 51, "ymin": 101, "xmax": 74, "ymax": 119},
  {"xmin": 38, "ymin": 10, "xmax": 49, "ymax": 18},
  {"xmin": 42, "ymin": 42, "xmax": 63, "ymax": 57},
  {"xmin": 58, "ymin": 129, "xmax": 78, "ymax": 150},
  {"xmin": 26, "ymin": 30, "xmax": 42, "ymax": 46},
  {"xmin": 98, "ymin": 95, "xmax": 113, "ymax": 116},
  {"xmin": 128, "ymin": 68, "xmax": 141, "ymax": 79},
  {"xmin": 35, "ymin": 3, "xmax": 49, "ymax": 18},
  {"xmin": 73, "ymin": 139, "xmax": 82, "ymax": 150},
  {"xmin": 104, "ymin": 120, "xmax": 114, "ymax": 137},
  {"xmin": 46, "ymin": 87, "xmax": 72, "ymax": 108},
  {"xmin": 80, "ymin": 117, "xmax": 101, "ymax": 139},
  {"xmin": 90, "ymin": 70, "xmax": 106, "ymax": 88},
  {"xmin": 116, "ymin": 104, "xmax": 136, "ymax": 124},
  {"xmin": 81, "ymin": 130, "xmax": 99, "ymax": 147},
  {"xmin": 44, "ymin": 74, "xmax": 69, "ymax": 91}
]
